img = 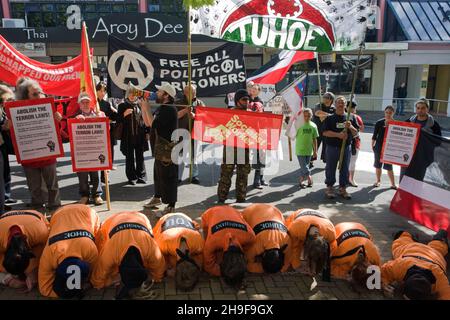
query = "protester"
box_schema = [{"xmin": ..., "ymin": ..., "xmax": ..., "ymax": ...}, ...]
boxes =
[
  {"xmin": 381, "ymin": 230, "xmax": 450, "ymax": 300},
  {"xmin": 153, "ymin": 212, "xmax": 204, "ymax": 291},
  {"xmin": 91, "ymin": 211, "xmax": 165, "ymax": 299},
  {"xmin": 331, "ymin": 222, "xmax": 381, "ymax": 289},
  {"xmin": 117, "ymin": 87, "xmax": 148, "ymax": 185},
  {"xmin": 201, "ymin": 206, "xmax": 255, "ymax": 287},
  {"xmin": 312, "ymin": 92, "xmax": 335, "ymax": 165},
  {"xmin": 372, "ymin": 106, "xmax": 397, "ymax": 189},
  {"xmin": 348, "ymin": 102, "xmax": 364, "ymax": 187},
  {"xmin": 405, "ymin": 99, "xmax": 441, "ymax": 136},
  {"xmin": 282, "ymin": 209, "xmax": 335, "ymax": 281},
  {"xmin": 322, "ymin": 96, "xmax": 359, "ymax": 200},
  {"xmin": 0, "ymin": 85, "xmax": 14, "ymax": 212},
  {"xmin": 241, "ymin": 204, "xmax": 288, "ymax": 274},
  {"xmin": 142, "ymin": 83, "xmax": 178, "ymax": 216},
  {"xmin": 0, "ymin": 210, "xmax": 49, "ymax": 291},
  {"xmin": 396, "ymin": 82, "xmax": 407, "ymax": 116},
  {"xmin": 38, "ymin": 204, "xmax": 100, "ymax": 298},
  {"xmin": 176, "ymin": 84, "xmax": 205, "ymax": 184},
  {"xmin": 295, "ymin": 108, "xmax": 318, "ymax": 188},
  {"xmin": 247, "ymin": 82, "xmax": 267, "ymax": 189},
  {"xmin": 15, "ymin": 79, "xmax": 62, "ymax": 210},
  {"xmin": 96, "ymin": 82, "xmax": 118, "ymax": 172},
  {"xmin": 217, "ymin": 89, "xmax": 252, "ymax": 204}
]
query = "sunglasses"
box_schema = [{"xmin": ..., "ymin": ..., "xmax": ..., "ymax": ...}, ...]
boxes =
[
  {"xmin": 31, "ymin": 92, "xmax": 43, "ymax": 97},
  {"xmin": 240, "ymin": 97, "xmax": 250, "ymax": 101}
]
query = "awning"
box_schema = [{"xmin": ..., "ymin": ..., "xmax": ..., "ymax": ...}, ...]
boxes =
[{"xmin": 387, "ymin": 0, "xmax": 450, "ymax": 41}]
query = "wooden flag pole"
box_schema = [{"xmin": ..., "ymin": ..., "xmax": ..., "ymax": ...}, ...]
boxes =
[
  {"xmin": 187, "ymin": 7, "xmax": 193, "ymax": 183},
  {"xmin": 288, "ymin": 138, "xmax": 293, "ymax": 161},
  {"xmin": 316, "ymin": 53, "xmax": 323, "ymax": 104},
  {"xmin": 104, "ymin": 170, "xmax": 111, "ymax": 211}
]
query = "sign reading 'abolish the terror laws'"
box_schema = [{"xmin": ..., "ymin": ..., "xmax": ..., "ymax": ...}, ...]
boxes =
[
  {"xmin": 192, "ymin": 107, "xmax": 283, "ymax": 150},
  {"xmin": 107, "ymin": 36, "xmax": 246, "ymax": 97}
]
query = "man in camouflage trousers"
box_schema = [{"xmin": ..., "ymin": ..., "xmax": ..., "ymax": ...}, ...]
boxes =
[{"xmin": 217, "ymin": 89, "xmax": 252, "ymax": 204}]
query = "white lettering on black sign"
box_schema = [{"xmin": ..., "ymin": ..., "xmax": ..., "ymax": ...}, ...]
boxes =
[
  {"xmin": 253, "ymin": 221, "xmax": 287, "ymax": 235},
  {"xmin": 109, "ymin": 222, "xmax": 153, "ymax": 238},
  {"xmin": 161, "ymin": 214, "xmax": 195, "ymax": 232},
  {"xmin": 0, "ymin": 211, "xmax": 41, "ymax": 220},
  {"xmin": 48, "ymin": 229, "xmax": 94, "ymax": 245},
  {"xmin": 211, "ymin": 220, "xmax": 247, "ymax": 234},
  {"xmin": 336, "ymin": 229, "xmax": 370, "ymax": 246},
  {"xmin": 294, "ymin": 210, "xmax": 328, "ymax": 220}
]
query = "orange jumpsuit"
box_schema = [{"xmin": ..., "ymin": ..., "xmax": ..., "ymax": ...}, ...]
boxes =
[
  {"xmin": 91, "ymin": 212, "xmax": 165, "ymax": 289},
  {"xmin": 282, "ymin": 208, "xmax": 336, "ymax": 272},
  {"xmin": 330, "ymin": 222, "xmax": 381, "ymax": 279},
  {"xmin": 381, "ymin": 231, "xmax": 450, "ymax": 300},
  {"xmin": 0, "ymin": 210, "xmax": 49, "ymax": 275},
  {"xmin": 38, "ymin": 205, "xmax": 100, "ymax": 298},
  {"xmin": 201, "ymin": 206, "xmax": 255, "ymax": 276},
  {"xmin": 153, "ymin": 212, "xmax": 204, "ymax": 271},
  {"xmin": 241, "ymin": 204, "xmax": 289, "ymax": 273}
]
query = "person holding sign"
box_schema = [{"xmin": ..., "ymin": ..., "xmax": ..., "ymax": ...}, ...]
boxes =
[
  {"xmin": 75, "ymin": 92, "xmax": 105, "ymax": 206},
  {"xmin": 405, "ymin": 99, "xmax": 441, "ymax": 136},
  {"xmin": 371, "ymin": 106, "xmax": 397, "ymax": 189},
  {"xmin": 15, "ymin": 80, "xmax": 62, "ymax": 210}
]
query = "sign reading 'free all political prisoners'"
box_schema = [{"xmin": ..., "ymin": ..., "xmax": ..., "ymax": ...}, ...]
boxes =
[
  {"xmin": 67, "ymin": 118, "xmax": 112, "ymax": 172},
  {"xmin": 5, "ymin": 98, "xmax": 64, "ymax": 164},
  {"xmin": 381, "ymin": 121, "xmax": 421, "ymax": 167},
  {"xmin": 107, "ymin": 35, "xmax": 246, "ymax": 97}
]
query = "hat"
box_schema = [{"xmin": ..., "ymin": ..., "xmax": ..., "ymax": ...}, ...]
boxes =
[
  {"xmin": 234, "ymin": 89, "xmax": 250, "ymax": 105},
  {"xmin": 155, "ymin": 83, "xmax": 177, "ymax": 99},
  {"xmin": 53, "ymin": 257, "xmax": 90, "ymax": 299},
  {"xmin": 403, "ymin": 265, "xmax": 436, "ymax": 300},
  {"xmin": 323, "ymin": 92, "xmax": 335, "ymax": 101},
  {"xmin": 116, "ymin": 246, "xmax": 148, "ymax": 299},
  {"xmin": 78, "ymin": 92, "xmax": 92, "ymax": 103}
]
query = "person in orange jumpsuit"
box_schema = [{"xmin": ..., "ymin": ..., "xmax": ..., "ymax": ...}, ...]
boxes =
[
  {"xmin": 38, "ymin": 204, "xmax": 100, "ymax": 299},
  {"xmin": 153, "ymin": 212, "xmax": 204, "ymax": 291},
  {"xmin": 330, "ymin": 222, "xmax": 381, "ymax": 287},
  {"xmin": 202, "ymin": 206, "xmax": 255, "ymax": 287},
  {"xmin": 381, "ymin": 229, "xmax": 450, "ymax": 300},
  {"xmin": 0, "ymin": 210, "xmax": 49, "ymax": 291},
  {"xmin": 241, "ymin": 204, "xmax": 288, "ymax": 274},
  {"xmin": 282, "ymin": 209, "xmax": 336, "ymax": 281},
  {"xmin": 91, "ymin": 211, "xmax": 165, "ymax": 299}
]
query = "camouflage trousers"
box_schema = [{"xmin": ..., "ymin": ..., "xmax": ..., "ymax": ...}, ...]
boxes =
[{"xmin": 217, "ymin": 163, "xmax": 251, "ymax": 202}]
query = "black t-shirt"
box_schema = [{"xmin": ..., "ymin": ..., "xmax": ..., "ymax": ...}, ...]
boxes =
[
  {"xmin": 372, "ymin": 118, "xmax": 387, "ymax": 153},
  {"xmin": 405, "ymin": 116, "xmax": 442, "ymax": 136},
  {"xmin": 152, "ymin": 105, "xmax": 178, "ymax": 141},
  {"xmin": 323, "ymin": 113, "xmax": 359, "ymax": 147},
  {"xmin": 312, "ymin": 103, "xmax": 335, "ymax": 133}
]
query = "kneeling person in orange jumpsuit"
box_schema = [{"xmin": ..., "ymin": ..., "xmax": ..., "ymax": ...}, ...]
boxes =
[
  {"xmin": 330, "ymin": 222, "xmax": 381, "ymax": 288},
  {"xmin": 38, "ymin": 204, "xmax": 100, "ymax": 299},
  {"xmin": 153, "ymin": 212, "xmax": 204, "ymax": 291},
  {"xmin": 282, "ymin": 209, "xmax": 336, "ymax": 281},
  {"xmin": 242, "ymin": 204, "xmax": 288, "ymax": 273},
  {"xmin": 91, "ymin": 212, "xmax": 165, "ymax": 299},
  {"xmin": 202, "ymin": 206, "xmax": 255, "ymax": 287},
  {"xmin": 0, "ymin": 210, "xmax": 49, "ymax": 291},
  {"xmin": 381, "ymin": 229, "xmax": 450, "ymax": 300}
]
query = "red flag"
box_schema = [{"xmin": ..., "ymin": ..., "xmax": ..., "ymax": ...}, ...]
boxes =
[
  {"xmin": 192, "ymin": 107, "xmax": 283, "ymax": 150},
  {"xmin": 80, "ymin": 22, "xmax": 98, "ymax": 109},
  {"xmin": 0, "ymin": 35, "xmax": 82, "ymax": 97},
  {"xmin": 55, "ymin": 97, "xmax": 80, "ymax": 143}
]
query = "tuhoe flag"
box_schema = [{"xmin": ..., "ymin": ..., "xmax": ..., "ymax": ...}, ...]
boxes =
[
  {"xmin": 190, "ymin": 0, "xmax": 372, "ymax": 52},
  {"xmin": 80, "ymin": 22, "xmax": 98, "ymax": 109},
  {"xmin": 390, "ymin": 131, "xmax": 450, "ymax": 234},
  {"xmin": 192, "ymin": 106, "xmax": 283, "ymax": 150}
]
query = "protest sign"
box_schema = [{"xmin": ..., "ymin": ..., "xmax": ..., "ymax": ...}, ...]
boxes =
[
  {"xmin": 67, "ymin": 117, "xmax": 112, "ymax": 172},
  {"xmin": 5, "ymin": 98, "xmax": 63, "ymax": 163}
]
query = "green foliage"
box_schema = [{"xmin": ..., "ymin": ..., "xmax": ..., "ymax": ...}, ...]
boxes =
[{"xmin": 182, "ymin": 0, "xmax": 215, "ymax": 10}]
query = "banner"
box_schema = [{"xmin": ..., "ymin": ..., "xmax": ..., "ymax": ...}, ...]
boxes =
[
  {"xmin": 0, "ymin": 35, "xmax": 84, "ymax": 97},
  {"xmin": 80, "ymin": 22, "xmax": 98, "ymax": 109},
  {"xmin": 5, "ymin": 98, "xmax": 64, "ymax": 164},
  {"xmin": 55, "ymin": 97, "xmax": 80, "ymax": 143},
  {"xmin": 107, "ymin": 36, "xmax": 246, "ymax": 97},
  {"xmin": 190, "ymin": 0, "xmax": 371, "ymax": 52},
  {"xmin": 192, "ymin": 106, "xmax": 283, "ymax": 150},
  {"xmin": 380, "ymin": 121, "xmax": 421, "ymax": 167},
  {"xmin": 390, "ymin": 131, "xmax": 450, "ymax": 234},
  {"xmin": 68, "ymin": 118, "xmax": 112, "ymax": 172}
]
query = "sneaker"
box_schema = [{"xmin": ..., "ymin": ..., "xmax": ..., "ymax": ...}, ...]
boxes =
[
  {"xmin": 78, "ymin": 196, "xmax": 89, "ymax": 205},
  {"xmin": 5, "ymin": 199, "xmax": 17, "ymax": 204},
  {"xmin": 136, "ymin": 178, "xmax": 146, "ymax": 184},
  {"xmin": 128, "ymin": 180, "xmax": 136, "ymax": 186},
  {"xmin": 339, "ymin": 188, "xmax": 352, "ymax": 200},
  {"xmin": 217, "ymin": 199, "xmax": 226, "ymax": 205},
  {"xmin": 325, "ymin": 187, "xmax": 336, "ymax": 199},
  {"xmin": 253, "ymin": 183, "xmax": 263, "ymax": 190},
  {"xmin": 191, "ymin": 177, "xmax": 200, "ymax": 184},
  {"xmin": 94, "ymin": 196, "xmax": 104, "ymax": 206},
  {"xmin": 156, "ymin": 206, "xmax": 175, "ymax": 218},
  {"xmin": 144, "ymin": 197, "xmax": 162, "ymax": 208},
  {"xmin": 260, "ymin": 181, "xmax": 269, "ymax": 186}
]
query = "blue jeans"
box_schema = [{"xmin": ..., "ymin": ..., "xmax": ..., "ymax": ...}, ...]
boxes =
[
  {"xmin": 325, "ymin": 145, "xmax": 351, "ymax": 187},
  {"xmin": 297, "ymin": 155, "xmax": 312, "ymax": 179},
  {"xmin": 396, "ymin": 99, "xmax": 405, "ymax": 115}
]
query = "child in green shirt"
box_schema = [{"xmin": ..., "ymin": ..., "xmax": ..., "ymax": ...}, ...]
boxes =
[{"xmin": 295, "ymin": 108, "xmax": 318, "ymax": 188}]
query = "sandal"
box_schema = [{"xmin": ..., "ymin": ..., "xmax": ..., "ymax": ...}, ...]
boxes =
[
  {"xmin": 299, "ymin": 183, "xmax": 306, "ymax": 189},
  {"xmin": 390, "ymin": 185, "xmax": 398, "ymax": 190},
  {"xmin": 373, "ymin": 182, "xmax": 381, "ymax": 187}
]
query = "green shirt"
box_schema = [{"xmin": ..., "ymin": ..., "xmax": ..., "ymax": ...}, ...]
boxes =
[{"xmin": 295, "ymin": 121, "xmax": 319, "ymax": 156}]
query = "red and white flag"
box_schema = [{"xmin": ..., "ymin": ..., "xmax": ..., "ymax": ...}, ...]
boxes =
[{"xmin": 281, "ymin": 74, "xmax": 307, "ymax": 139}]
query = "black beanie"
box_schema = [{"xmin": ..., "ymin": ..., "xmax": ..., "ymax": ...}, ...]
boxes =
[
  {"xmin": 117, "ymin": 246, "xmax": 148, "ymax": 299},
  {"xmin": 403, "ymin": 265, "xmax": 436, "ymax": 300},
  {"xmin": 234, "ymin": 89, "xmax": 250, "ymax": 105}
]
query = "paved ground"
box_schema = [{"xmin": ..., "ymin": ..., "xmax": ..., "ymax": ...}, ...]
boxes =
[{"xmin": 1, "ymin": 126, "xmax": 449, "ymax": 300}]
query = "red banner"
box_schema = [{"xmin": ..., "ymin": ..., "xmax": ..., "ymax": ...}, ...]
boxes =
[
  {"xmin": 55, "ymin": 97, "xmax": 80, "ymax": 143},
  {"xmin": 192, "ymin": 106, "xmax": 283, "ymax": 150},
  {"xmin": 0, "ymin": 34, "xmax": 89, "ymax": 97}
]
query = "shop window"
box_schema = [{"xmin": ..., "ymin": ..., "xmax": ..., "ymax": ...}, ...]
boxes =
[
  {"xmin": 56, "ymin": 12, "xmax": 67, "ymax": 26},
  {"xmin": 84, "ymin": 12, "xmax": 98, "ymax": 20},
  {"xmin": 41, "ymin": 4, "xmax": 54, "ymax": 12},
  {"xmin": 112, "ymin": 4, "xmax": 125, "ymax": 13},
  {"xmin": 98, "ymin": 4, "xmax": 112, "ymax": 13},
  {"xmin": 11, "ymin": 3, "xmax": 25, "ymax": 13},
  {"xmin": 125, "ymin": 4, "xmax": 139, "ymax": 12},
  {"xmin": 27, "ymin": 12, "xmax": 43, "ymax": 27},
  {"xmin": 42, "ymin": 12, "xmax": 56, "ymax": 27},
  {"xmin": 56, "ymin": 4, "xmax": 68, "ymax": 12},
  {"xmin": 84, "ymin": 4, "xmax": 97, "ymax": 12},
  {"xmin": 161, "ymin": 0, "xmax": 176, "ymax": 12},
  {"xmin": 12, "ymin": 11, "xmax": 25, "ymax": 19},
  {"xmin": 25, "ymin": 3, "xmax": 41, "ymax": 12}
]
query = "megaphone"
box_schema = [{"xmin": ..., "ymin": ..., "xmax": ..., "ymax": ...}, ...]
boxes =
[{"xmin": 128, "ymin": 82, "xmax": 152, "ymax": 99}]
